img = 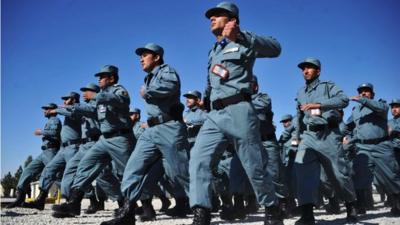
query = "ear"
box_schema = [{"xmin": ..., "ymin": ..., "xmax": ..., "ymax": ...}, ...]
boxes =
[
  {"xmin": 230, "ymin": 17, "xmax": 237, "ymax": 24},
  {"xmin": 154, "ymin": 54, "xmax": 161, "ymax": 63}
]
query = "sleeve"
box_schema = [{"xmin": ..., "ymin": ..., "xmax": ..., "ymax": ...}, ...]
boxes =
[
  {"xmin": 144, "ymin": 70, "xmax": 179, "ymax": 100},
  {"xmin": 356, "ymin": 97, "xmax": 389, "ymax": 114},
  {"xmin": 294, "ymin": 99, "xmax": 304, "ymax": 141},
  {"xmin": 238, "ymin": 31, "xmax": 281, "ymax": 58},
  {"xmin": 55, "ymin": 106, "xmax": 74, "ymax": 117},
  {"xmin": 319, "ymin": 83, "xmax": 349, "ymax": 110},
  {"xmin": 279, "ymin": 125, "xmax": 294, "ymax": 143},
  {"xmin": 97, "ymin": 87, "xmax": 130, "ymax": 108},
  {"xmin": 70, "ymin": 102, "xmax": 97, "ymax": 118}
]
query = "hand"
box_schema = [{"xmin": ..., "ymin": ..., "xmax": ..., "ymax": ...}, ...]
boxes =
[
  {"xmin": 350, "ymin": 96, "xmax": 360, "ymax": 101},
  {"xmin": 140, "ymin": 122, "xmax": 148, "ymax": 129},
  {"xmin": 222, "ymin": 20, "xmax": 240, "ymax": 42},
  {"xmin": 300, "ymin": 103, "xmax": 321, "ymax": 111},
  {"xmin": 343, "ymin": 136, "xmax": 349, "ymax": 145},
  {"xmin": 140, "ymin": 85, "xmax": 146, "ymax": 99},
  {"xmin": 34, "ymin": 128, "xmax": 42, "ymax": 136}
]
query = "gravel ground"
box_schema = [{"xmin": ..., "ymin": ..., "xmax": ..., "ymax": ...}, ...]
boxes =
[{"xmin": 1, "ymin": 195, "xmax": 399, "ymax": 225}]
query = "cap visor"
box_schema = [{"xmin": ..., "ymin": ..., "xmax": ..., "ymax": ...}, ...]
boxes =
[
  {"xmin": 183, "ymin": 94, "xmax": 198, "ymax": 98},
  {"xmin": 205, "ymin": 8, "xmax": 230, "ymax": 18}
]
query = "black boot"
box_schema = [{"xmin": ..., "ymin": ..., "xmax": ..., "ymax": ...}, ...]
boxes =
[
  {"xmin": 165, "ymin": 197, "xmax": 189, "ymax": 218},
  {"xmin": 231, "ymin": 194, "xmax": 246, "ymax": 219},
  {"xmin": 265, "ymin": 205, "xmax": 283, "ymax": 225},
  {"xmin": 100, "ymin": 199, "xmax": 135, "ymax": 225},
  {"xmin": 6, "ymin": 189, "xmax": 26, "ymax": 208},
  {"xmin": 139, "ymin": 199, "xmax": 156, "ymax": 222},
  {"xmin": 192, "ymin": 206, "xmax": 211, "ymax": 225},
  {"xmin": 219, "ymin": 193, "xmax": 235, "ymax": 220},
  {"xmin": 22, "ymin": 189, "xmax": 48, "ymax": 210},
  {"xmin": 211, "ymin": 194, "xmax": 221, "ymax": 212},
  {"xmin": 365, "ymin": 187, "xmax": 375, "ymax": 210},
  {"xmin": 390, "ymin": 194, "xmax": 400, "ymax": 216},
  {"xmin": 345, "ymin": 201, "xmax": 358, "ymax": 223},
  {"xmin": 324, "ymin": 197, "xmax": 341, "ymax": 214},
  {"xmin": 51, "ymin": 188, "xmax": 84, "ymax": 218},
  {"xmin": 295, "ymin": 204, "xmax": 315, "ymax": 225},
  {"xmin": 84, "ymin": 195, "xmax": 104, "ymax": 214},
  {"xmin": 245, "ymin": 194, "xmax": 260, "ymax": 214},
  {"xmin": 355, "ymin": 190, "xmax": 366, "ymax": 214},
  {"xmin": 159, "ymin": 195, "xmax": 171, "ymax": 212}
]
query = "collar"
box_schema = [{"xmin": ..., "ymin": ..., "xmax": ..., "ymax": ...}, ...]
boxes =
[
  {"xmin": 190, "ymin": 106, "xmax": 199, "ymax": 112},
  {"xmin": 305, "ymin": 78, "xmax": 320, "ymax": 92}
]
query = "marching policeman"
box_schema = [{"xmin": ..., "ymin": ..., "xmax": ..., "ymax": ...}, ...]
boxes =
[
  {"xmin": 389, "ymin": 98, "xmax": 400, "ymax": 165},
  {"xmin": 7, "ymin": 103, "xmax": 61, "ymax": 208},
  {"xmin": 24, "ymin": 92, "xmax": 82, "ymax": 210},
  {"xmin": 183, "ymin": 90, "xmax": 207, "ymax": 149},
  {"xmin": 293, "ymin": 57, "xmax": 357, "ymax": 224},
  {"xmin": 52, "ymin": 83, "xmax": 123, "ymax": 216},
  {"xmin": 346, "ymin": 83, "xmax": 400, "ymax": 215},
  {"xmin": 52, "ymin": 65, "xmax": 134, "ymax": 218},
  {"xmin": 101, "ymin": 43, "xmax": 190, "ymax": 225},
  {"xmin": 129, "ymin": 108, "xmax": 145, "ymax": 140},
  {"xmin": 189, "ymin": 2, "xmax": 282, "ymax": 225}
]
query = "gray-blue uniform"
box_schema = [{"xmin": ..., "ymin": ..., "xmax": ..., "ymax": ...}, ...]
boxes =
[
  {"xmin": 121, "ymin": 59, "xmax": 190, "ymax": 202},
  {"xmin": 17, "ymin": 104, "xmax": 62, "ymax": 192},
  {"xmin": 346, "ymin": 94, "xmax": 400, "ymax": 195},
  {"xmin": 70, "ymin": 82, "xmax": 134, "ymax": 192},
  {"xmin": 184, "ymin": 106, "xmax": 207, "ymax": 149},
  {"xmin": 39, "ymin": 93, "xmax": 82, "ymax": 192},
  {"xmin": 294, "ymin": 77, "xmax": 356, "ymax": 205},
  {"xmin": 60, "ymin": 90, "xmax": 122, "ymax": 201},
  {"xmin": 389, "ymin": 98, "xmax": 400, "ymax": 165},
  {"xmin": 133, "ymin": 122, "xmax": 145, "ymax": 141},
  {"xmin": 189, "ymin": 31, "xmax": 281, "ymax": 208},
  {"xmin": 278, "ymin": 115, "xmax": 297, "ymax": 196}
]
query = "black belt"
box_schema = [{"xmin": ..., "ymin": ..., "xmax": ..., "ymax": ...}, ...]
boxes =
[
  {"xmin": 187, "ymin": 124, "xmax": 202, "ymax": 137},
  {"xmin": 306, "ymin": 124, "xmax": 326, "ymax": 132},
  {"xmin": 147, "ymin": 115, "xmax": 173, "ymax": 127},
  {"xmin": 41, "ymin": 142, "xmax": 60, "ymax": 150},
  {"xmin": 62, "ymin": 139, "xmax": 81, "ymax": 147},
  {"xmin": 358, "ymin": 136, "xmax": 388, "ymax": 145},
  {"xmin": 103, "ymin": 129, "xmax": 131, "ymax": 139},
  {"xmin": 81, "ymin": 136, "xmax": 100, "ymax": 144},
  {"xmin": 261, "ymin": 133, "xmax": 277, "ymax": 142},
  {"xmin": 306, "ymin": 123, "xmax": 339, "ymax": 132},
  {"xmin": 212, "ymin": 93, "xmax": 251, "ymax": 110}
]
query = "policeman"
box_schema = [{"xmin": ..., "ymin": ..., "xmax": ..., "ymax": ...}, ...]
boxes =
[
  {"xmin": 129, "ymin": 108, "xmax": 145, "ymax": 140},
  {"xmin": 389, "ymin": 98, "xmax": 400, "ymax": 165},
  {"xmin": 189, "ymin": 2, "xmax": 282, "ymax": 225},
  {"xmin": 23, "ymin": 92, "xmax": 82, "ymax": 210},
  {"xmin": 346, "ymin": 83, "xmax": 400, "ymax": 215},
  {"xmin": 7, "ymin": 103, "xmax": 62, "ymax": 208},
  {"xmin": 52, "ymin": 65, "xmax": 134, "ymax": 218},
  {"xmin": 183, "ymin": 90, "xmax": 207, "ymax": 149},
  {"xmin": 293, "ymin": 57, "xmax": 357, "ymax": 224},
  {"xmin": 51, "ymin": 83, "xmax": 123, "ymax": 216},
  {"xmin": 100, "ymin": 43, "xmax": 190, "ymax": 225},
  {"xmin": 278, "ymin": 114, "xmax": 298, "ymax": 216}
]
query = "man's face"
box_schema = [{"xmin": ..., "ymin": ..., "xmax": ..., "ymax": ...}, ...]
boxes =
[
  {"xmin": 64, "ymin": 97, "xmax": 74, "ymax": 105},
  {"xmin": 98, "ymin": 74, "xmax": 113, "ymax": 89},
  {"xmin": 392, "ymin": 105, "xmax": 400, "ymax": 117},
  {"xmin": 358, "ymin": 88, "xmax": 373, "ymax": 99},
  {"xmin": 282, "ymin": 120, "xmax": 292, "ymax": 129},
  {"xmin": 186, "ymin": 97, "xmax": 198, "ymax": 108},
  {"xmin": 302, "ymin": 65, "xmax": 320, "ymax": 82},
  {"xmin": 210, "ymin": 12, "xmax": 231, "ymax": 35},
  {"xmin": 130, "ymin": 113, "xmax": 140, "ymax": 122},
  {"xmin": 140, "ymin": 51, "xmax": 160, "ymax": 73},
  {"xmin": 83, "ymin": 90, "xmax": 96, "ymax": 102}
]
